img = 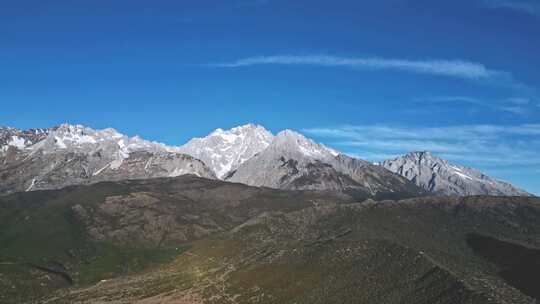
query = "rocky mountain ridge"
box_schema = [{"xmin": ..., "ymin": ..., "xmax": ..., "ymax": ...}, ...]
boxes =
[
  {"xmin": 225, "ymin": 129, "xmax": 422, "ymax": 199},
  {"xmin": 380, "ymin": 151, "xmax": 531, "ymax": 196},
  {"xmin": 0, "ymin": 123, "xmax": 532, "ymax": 197},
  {"xmin": 0, "ymin": 124, "xmax": 215, "ymax": 194}
]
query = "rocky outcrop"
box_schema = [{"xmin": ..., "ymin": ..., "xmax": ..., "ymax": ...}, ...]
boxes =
[
  {"xmin": 0, "ymin": 124, "xmax": 215, "ymax": 195},
  {"xmin": 226, "ymin": 130, "xmax": 423, "ymax": 198},
  {"xmin": 380, "ymin": 151, "xmax": 531, "ymax": 196}
]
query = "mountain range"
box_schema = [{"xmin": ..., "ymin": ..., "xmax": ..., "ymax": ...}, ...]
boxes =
[
  {"xmin": 1, "ymin": 123, "xmax": 538, "ymax": 304},
  {"xmin": 0, "ymin": 124, "xmax": 214, "ymax": 194},
  {"xmin": 0, "ymin": 123, "xmax": 532, "ymax": 197}
]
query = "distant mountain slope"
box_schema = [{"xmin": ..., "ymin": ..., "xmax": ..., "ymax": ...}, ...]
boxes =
[
  {"xmin": 380, "ymin": 151, "xmax": 531, "ymax": 196},
  {"xmin": 0, "ymin": 124, "xmax": 215, "ymax": 194},
  {"xmin": 179, "ymin": 124, "xmax": 273, "ymax": 178},
  {"xmin": 226, "ymin": 130, "xmax": 423, "ymax": 199}
]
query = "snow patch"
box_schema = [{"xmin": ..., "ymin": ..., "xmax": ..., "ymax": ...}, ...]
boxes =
[
  {"xmin": 26, "ymin": 178, "xmax": 36, "ymax": 191},
  {"xmin": 8, "ymin": 136, "xmax": 27, "ymax": 150},
  {"xmin": 54, "ymin": 136, "xmax": 67, "ymax": 149},
  {"xmin": 110, "ymin": 149, "xmax": 129, "ymax": 169},
  {"xmin": 453, "ymin": 171, "xmax": 473, "ymax": 181},
  {"xmin": 449, "ymin": 165, "xmax": 474, "ymax": 180},
  {"xmin": 93, "ymin": 164, "xmax": 110, "ymax": 176}
]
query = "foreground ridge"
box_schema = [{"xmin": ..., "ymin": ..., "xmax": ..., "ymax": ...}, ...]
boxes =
[{"xmin": 1, "ymin": 176, "xmax": 538, "ymax": 303}]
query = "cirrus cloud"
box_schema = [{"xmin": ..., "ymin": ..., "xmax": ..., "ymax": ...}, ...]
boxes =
[
  {"xmin": 303, "ymin": 124, "xmax": 540, "ymax": 168},
  {"xmin": 209, "ymin": 55, "xmax": 503, "ymax": 80},
  {"xmin": 414, "ymin": 95, "xmax": 537, "ymax": 115},
  {"xmin": 482, "ymin": 0, "xmax": 540, "ymax": 16}
]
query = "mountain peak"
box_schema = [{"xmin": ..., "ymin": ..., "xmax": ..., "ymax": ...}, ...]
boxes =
[
  {"xmin": 0, "ymin": 124, "xmax": 216, "ymax": 194},
  {"xmin": 225, "ymin": 128, "xmax": 422, "ymax": 196},
  {"xmin": 230, "ymin": 123, "xmax": 262, "ymax": 132},
  {"xmin": 2, "ymin": 123, "xmax": 532, "ymax": 197},
  {"xmin": 179, "ymin": 124, "xmax": 274, "ymax": 178},
  {"xmin": 53, "ymin": 124, "xmax": 123, "ymax": 139},
  {"xmin": 403, "ymin": 151, "xmax": 436, "ymax": 160},
  {"xmin": 210, "ymin": 123, "xmax": 267, "ymax": 136},
  {"xmin": 273, "ymin": 129, "xmax": 339, "ymax": 159},
  {"xmin": 410, "ymin": 150, "xmax": 432, "ymax": 156},
  {"xmin": 381, "ymin": 152, "xmax": 531, "ymax": 196},
  {"xmin": 275, "ymin": 129, "xmax": 304, "ymax": 139},
  {"xmin": 0, "ymin": 126, "xmax": 50, "ymax": 152}
]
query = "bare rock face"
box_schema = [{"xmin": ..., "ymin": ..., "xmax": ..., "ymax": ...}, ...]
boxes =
[
  {"xmin": 0, "ymin": 124, "xmax": 215, "ymax": 195},
  {"xmin": 179, "ymin": 125, "xmax": 532, "ymax": 197},
  {"xmin": 226, "ymin": 130, "xmax": 423, "ymax": 198},
  {"xmin": 2, "ymin": 123, "xmax": 532, "ymax": 198},
  {"xmin": 328, "ymin": 154, "xmax": 422, "ymax": 195},
  {"xmin": 380, "ymin": 151, "xmax": 531, "ymax": 196},
  {"xmin": 225, "ymin": 129, "xmax": 343, "ymax": 189}
]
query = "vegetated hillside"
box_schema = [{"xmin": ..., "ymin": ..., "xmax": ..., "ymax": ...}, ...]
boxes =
[
  {"xmin": 1, "ymin": 175, "xmax": 539, "ymax": 303},
  {"xmin": 0, "ymin": 175, "xmax": 347, "ymax": 303}
]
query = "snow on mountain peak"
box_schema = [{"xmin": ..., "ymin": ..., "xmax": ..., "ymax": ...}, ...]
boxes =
[
  {"xmin": 2, "ymin": 123, "xmax": 533, "ymax": 197},
  {"xmin": 51, "ymin": 124, "xmax": 124, "ymax": 146},
  {"xmin": 7, "ymin": 136, "xmax": 28, "ymax": 150},
  {"xmin": 43, "ymin": 124, "xmax": 181, "ymax": 153},
  {"xmin": 179, "ymin": 124, "xmax": 274, "ymax": 178},
  {"xmin": 273, "ymin": 129, "xmax": 339, "ymax": 159},
  {"xmin": 1, "ymin": 124, "xmax": 185, "ymax": 172},
  {"xmin": 179, "ymin": 125, "xmax": 341, "ymax": 179},
  {"xmin": 0, "ymin": 127, "xmax": 49, "ymax": 152}
]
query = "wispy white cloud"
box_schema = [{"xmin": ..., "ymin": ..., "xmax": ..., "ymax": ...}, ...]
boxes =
[
  {"xmin": 482, "ymin": 0, "xmax": 540, "ymax": 16},
  {"xmin": 303, "ymin": 124, "xmax": 540, "ymax": 168},
  {"xmin": 415, "ymin": 95, "xmax": 536, "ymax": 115},
  {"xmin": 237, "ymin": 0, "xmax": 270, "ymax": 7},
  {"xmin": 415, "ymin": 96, "xmax": 486, "ymax": 107},
  {"xmin": 209, "ymin": 55, "xmax": 503, "ymax": 80},
  {"xmin": 498, "ymin": 106, "xmax": 530, "ymax": 115},
  {"xmin": 506, "ymin": 97, "xmax": 531, "ymax": 105}
]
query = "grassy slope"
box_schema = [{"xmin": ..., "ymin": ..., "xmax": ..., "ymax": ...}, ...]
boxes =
[
  {"xmin": 44, "ymin": 195, "xmax": 540, "ymax": 304},
  {"xmin": 1, "ymin": 177, "xmax": 539, "ymax": 303},
  {"xmin": 0, "ymin": 182, "xmax": 187, "ymax": 302},
  {"xmin": 0, "ymin": 176, "xmax": 329, "ymax": 302}
]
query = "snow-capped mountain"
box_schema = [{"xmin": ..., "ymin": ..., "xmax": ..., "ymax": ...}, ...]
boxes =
[
  {"xmin": 225, "ymin": 129, "xmax": 422, "ymax": 198},
  {"xmin": 270, "ymin": 129, "xmax": 339, "ymax": 160},
  {"xmin": 224, "ymin": 129, "xmax": 337, "ymax": 188},
  {"xmin": 0, "ymin": 127, "xmax": 49, "ymax": 152},
  {"xmin": 179, "ymin": 124, "xmax": 273, "ymax": 178},
  {"xmin": 1, "ymin": 123, "xmax": 532, "ymax": 198},
  {"xmin": 380, "ymin": 151, "xmax": 531, "ymax": 196},
  {"xmin": 0, "ymin": 124, "xmax": 215, "ymax": 194}
]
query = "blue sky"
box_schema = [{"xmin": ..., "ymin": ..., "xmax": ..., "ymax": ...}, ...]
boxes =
[{"xmin": 1, "ymin": 0, "xmax": 539, "ymax": 194}]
